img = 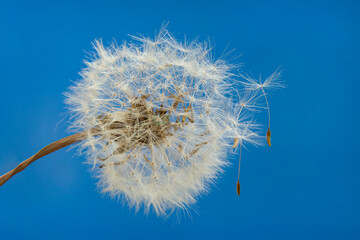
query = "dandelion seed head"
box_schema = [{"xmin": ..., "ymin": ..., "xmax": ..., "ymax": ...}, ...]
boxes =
[{"xmin": 65, "ymin": 29, "xmax": 265, "ymax": 216}]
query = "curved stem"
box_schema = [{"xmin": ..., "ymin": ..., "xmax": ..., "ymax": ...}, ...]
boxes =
[
  {"xmin": 261, "ymin": 86, "xmax": 271, "ymax": 129},
  {"xmin": 237, "ymin": 141, "xmax": 242, "ymax": 182},
  {"xmin": 0, "ymin": 131, "xmax": 88, "ymax": 188}
]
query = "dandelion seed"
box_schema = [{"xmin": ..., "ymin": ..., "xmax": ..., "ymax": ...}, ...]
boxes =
[
  {"xmin": 240, "ymin": 69, "xmax": 283, "ymax": 146},
  {"xmin": 262, "ymin": 86, "xmax": 272, "ymax": 146}
]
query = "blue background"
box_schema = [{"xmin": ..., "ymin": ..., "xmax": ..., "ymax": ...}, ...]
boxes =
[{"xmin": 0, "ymin": 0, "xmax": 359, "ymax": 239}]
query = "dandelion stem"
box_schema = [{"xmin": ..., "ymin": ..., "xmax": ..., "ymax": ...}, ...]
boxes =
[
  {"xmin": 237, "ymin": 141, "xmax": 242, "ymax": 182},
  {"xmin": 0, "ymin": 131, "xmax": 89, "ymax": 188},
  {"xmin": 261, "ymin": 86, "xmax": 271, "ymax": 129}
]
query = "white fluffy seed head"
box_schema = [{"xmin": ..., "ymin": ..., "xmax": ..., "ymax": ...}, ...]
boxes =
[{"xmin": 65, "ymin": 29, "xmax": 267, "ymax": 216}]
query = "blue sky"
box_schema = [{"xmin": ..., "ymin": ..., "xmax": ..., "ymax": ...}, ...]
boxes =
[{"xmin": 0, "ymin": 0, "xmax": 359, "ymax": 239}]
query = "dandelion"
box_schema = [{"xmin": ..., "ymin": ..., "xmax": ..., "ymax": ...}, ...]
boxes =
[{"xmin": 0, "ymin": 28, "xmax": 282, "ymax": 216}]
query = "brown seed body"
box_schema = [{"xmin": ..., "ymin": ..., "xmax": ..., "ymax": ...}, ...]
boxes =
[
  {"xmin": 266, "ymin": 128, "xmax": 271, "ymax": 147},
  {"xmin": 233, "ymin": 137, "xmax": 239, "ymax": 149},
  {"xmin": 236, "ymin": 180, "xmax": 240, "ymax": 196}
]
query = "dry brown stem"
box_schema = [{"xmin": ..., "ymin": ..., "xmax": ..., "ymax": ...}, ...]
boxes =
[{"xmin": 0, "ymin": 131, "xmax": 88, "ymax": 188}]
